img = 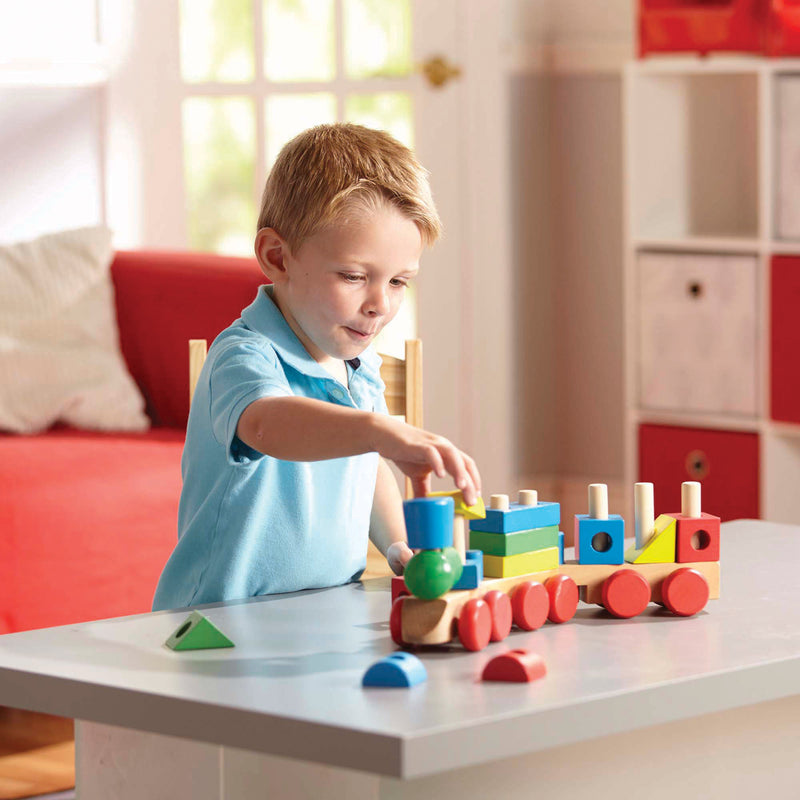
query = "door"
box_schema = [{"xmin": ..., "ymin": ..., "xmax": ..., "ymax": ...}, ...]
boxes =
[{"xmin": 103, "ymin": 0, "xmax": 513, "ymax": 492}]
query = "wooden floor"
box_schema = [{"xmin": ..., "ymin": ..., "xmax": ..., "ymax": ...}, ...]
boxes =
[
  {"xmin": 0, "ymin": 547, "xmax": 392, "ymax": 799},
  {"xmin": 0, "ymin": 708, "xmax": 74, "ymax": 800}
]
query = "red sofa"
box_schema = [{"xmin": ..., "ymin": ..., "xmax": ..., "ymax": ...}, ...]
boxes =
[{"xmin": 0, "ymin": 251, "xmax": 263, "ymax": 633}]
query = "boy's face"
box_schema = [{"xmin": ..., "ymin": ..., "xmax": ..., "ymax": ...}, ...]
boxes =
[{"xmin": 262, "ymin": 205, "xmax": 423, "ymax": 366}]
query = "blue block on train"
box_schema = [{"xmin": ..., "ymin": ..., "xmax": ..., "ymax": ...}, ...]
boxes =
[
  {"xmin": 469, "ymin": 501, "xmax": 560, "ymax": 534},
  {"xmin": 403, "ymin": 496, "xmax": 454, "ymax": 550}
]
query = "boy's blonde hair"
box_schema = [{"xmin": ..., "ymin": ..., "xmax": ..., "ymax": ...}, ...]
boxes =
[{"xmin": 257, "ymin": 123, "xmax": 441, "ymax": 252}]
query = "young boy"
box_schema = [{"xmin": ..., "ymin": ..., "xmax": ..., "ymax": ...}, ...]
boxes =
[{"xmin": 152, "ymin": 123, "xmax": 480, "ymax": 611}]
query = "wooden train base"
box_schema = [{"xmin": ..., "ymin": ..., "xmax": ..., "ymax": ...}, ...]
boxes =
[{"xmin": 391, "ymin": 558, "xmax": 720, "ymax": 651}]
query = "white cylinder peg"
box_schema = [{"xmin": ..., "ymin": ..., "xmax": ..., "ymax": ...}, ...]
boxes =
[
  {"xmin": 490, "ymin": 494, "xmax": 510, "ymax": 511},
  {"xmin": 518, "ymin": 489, "xmax": 538, "ymax": 506},
  {"xmin": 634, "ymin": 482, "xmax": 655, "ymax": 549},
  {"xmin": 682, "ymin": 481, "xmax": 701, "ymax": 518},
  {"xmin": 588, "ymin": 483, "xmax": 608, "ymax": 520}
]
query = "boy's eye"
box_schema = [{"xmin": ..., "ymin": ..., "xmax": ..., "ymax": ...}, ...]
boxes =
[
  {"xmin": 390, "ymin": 278, "xmax": 409, "ymax": 288},
  {"xmin": 340, "ymin": 272, "xmax": 364, "ymax": 283}
]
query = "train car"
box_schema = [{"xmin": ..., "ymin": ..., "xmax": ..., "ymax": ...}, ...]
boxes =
[{"xmin": 390, "ymin": 482, "xmax": 720, "ymax": 652}]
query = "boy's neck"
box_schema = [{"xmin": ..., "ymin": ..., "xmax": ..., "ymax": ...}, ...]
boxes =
[{"xmin": 268, "ymin": 285, "xmax": 349, "ymax": 387}]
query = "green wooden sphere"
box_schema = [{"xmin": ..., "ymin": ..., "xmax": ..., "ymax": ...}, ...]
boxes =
[
  {"xmin": 404, "ymin": 550, "xmax": 458, "ymax": 599},
  {"xmin": 442, "ymin": 546, "xmax": 463, "ymax": 585}
]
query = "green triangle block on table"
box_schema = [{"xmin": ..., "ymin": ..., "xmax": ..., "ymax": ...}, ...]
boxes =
[{"xmin": 165, "ymin": 611, "xmax": 235, "ymax": 651}]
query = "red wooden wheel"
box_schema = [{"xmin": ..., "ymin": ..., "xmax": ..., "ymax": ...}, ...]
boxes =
[
  {"xmin": 661, "ymin": 568, "xmax": 709, "ymax": 617},
  {"xmin": 390, "ymin": 596, "xmax": 407, "ymax": 646},
  {"xmin": 458, "ymin": 598, "xmax": 492, "ymax": 651},
  {"xmin": 601, "ymin": 569, "xmax": 651, "ymax": 619},
  {"xmin": 483, "ymin": 590, "xmax": 513, "ymax": 642},
  {"xmin": 510, "ymin": 581, "xmax": 548, "ymax": 631},
  {"xmin": 545, "ymin": 575, "xmax": 579, "ymax": 624}
]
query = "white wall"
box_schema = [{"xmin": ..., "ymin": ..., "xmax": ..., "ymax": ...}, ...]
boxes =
[
  {"xmin": 0, "ymin": 86, "xmax": 104, "ymax": 244},
  {"xmin": 508, "ymin": 0, "xmax": 634, "ymax": 493}
]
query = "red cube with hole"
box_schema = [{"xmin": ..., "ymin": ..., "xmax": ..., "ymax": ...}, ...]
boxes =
[
  {"xmin": 765, "ymin": 0, "xmax": 800, "ymax": 55},
  {"xmin": 639, "ymin": 424, "xmax": 759, "ymax": 521},
  {"xmin": 665, "ymin": 512, "xmax": 721, "ymax": 563},
  {"xmin": 638, "ymin": 0, "xmax": 765, "ymax": 57}
]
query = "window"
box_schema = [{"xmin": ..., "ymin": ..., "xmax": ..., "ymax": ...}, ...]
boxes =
[{"xmin": 178, "ymin": 0, "xmax": 414, "ymax": 257}]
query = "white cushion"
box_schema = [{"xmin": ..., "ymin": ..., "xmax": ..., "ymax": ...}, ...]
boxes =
[{"xmin": 0, "ymin": 226, "xmax": 150, "ymax": 434}]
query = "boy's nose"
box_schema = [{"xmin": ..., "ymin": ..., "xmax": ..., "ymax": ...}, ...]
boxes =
[{"xmin": 364, "ymin": 287, "xmax": 390, "ymax": 316}]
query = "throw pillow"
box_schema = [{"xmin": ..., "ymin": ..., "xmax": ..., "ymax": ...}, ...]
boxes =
[{"xmin": 0, "ymin": 226, "xmax": 150, "ymax": 434}]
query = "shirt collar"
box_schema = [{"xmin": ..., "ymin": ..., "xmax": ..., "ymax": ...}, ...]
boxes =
[{"xmin": 240, "ymin": 285, "xmax": 385, "ymax": 392}]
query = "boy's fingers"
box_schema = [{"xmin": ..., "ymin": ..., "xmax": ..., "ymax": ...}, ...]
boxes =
[
  {"xmin": 462, "ymin": 452, "xmax": 482, "ymax": 497},
  {"xmin": 437, "ymin": 444, "xmax": 476, "ymax": 505},
  {"xmin": 425, "ymin": 445, "xmax": 446, "ymax": 479},
  {"xmin": 411, "ymin": 473, "xmax": 430, "ymax": 498}
]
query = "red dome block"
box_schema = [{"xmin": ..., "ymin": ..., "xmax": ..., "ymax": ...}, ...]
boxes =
[
  {"xmin": 510, "ymin": 581, "xmax": 549, "ymax": 631},
  {"xmin": 545, "ymin": 575, "xmax": 579, "ymax": 624},
  {"xmin": 483, "ymin": 590, "xmax": 513, "ymax": 642},
  {"xmin": 669, "ymin": 513, "xmax": 721, "ymax": 563},
  {"xmin": 662, "ymin": 568, "xmax": 710, "ymax": 616},
  {"xmin": 481, "ymin": 649, "xmax": 547, "ymax": 683},
  {"xmin": 601, "ymin": 569, "xmax": 652, "ymax": 619}
]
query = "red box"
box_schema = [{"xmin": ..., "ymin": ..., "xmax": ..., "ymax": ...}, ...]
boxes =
[
  {"xmin": 765, "ymin": 0, "xmax": 800, "ymax": 55},
  {"xmin": 770, "ymin": 256, "xmax": 800, "ymax": 423},
  {"xmin": 639, "ymin": 0, "xmax": 766, "ymax": 57},
  {"xmin": 639, "ymin": 424, "xmax": 759, "ymax": 520}
]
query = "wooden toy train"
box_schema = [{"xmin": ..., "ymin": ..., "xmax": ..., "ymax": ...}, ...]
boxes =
[{"xmin": 390, "ymin": 481, "xmax": 720, "ymax": 651}]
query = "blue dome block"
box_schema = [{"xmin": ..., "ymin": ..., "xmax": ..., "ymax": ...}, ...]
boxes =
[
  {"xmin": 362, "ymin": 653, "xmax": 427, "ymax": 688},
  {"xmin": 403, "ymin": 497, "xmax": 454, "ymax": 549}
]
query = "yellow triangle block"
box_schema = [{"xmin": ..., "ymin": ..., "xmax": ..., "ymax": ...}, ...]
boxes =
[
  {"xmin": 625, "ymin": 514, "xmax": 676, "ymax": 564},
  {"xmin": 428, "ymin": 490, "xmax": 486, "ymax": 520}
]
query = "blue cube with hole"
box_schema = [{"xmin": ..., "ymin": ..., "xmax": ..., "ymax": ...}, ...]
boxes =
[
  {"xmin": 403, "ymin": 496, "xmax": 454, "ymax": 550},
  {"xmin": 574, "ymin": 515, "xmax": 625, "ymax": 565},
  {"xmin": 362, "ymin": 652, "xmax": 427, "ymax": 688},
  {"xmin": 452, "ymin": 549, "xmax": 483, "ymax": 590}
]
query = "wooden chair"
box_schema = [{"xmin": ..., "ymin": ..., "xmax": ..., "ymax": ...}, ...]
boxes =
[{"xmin": 189, "ymin": 338, "xmax": 423, "ymax": 498}]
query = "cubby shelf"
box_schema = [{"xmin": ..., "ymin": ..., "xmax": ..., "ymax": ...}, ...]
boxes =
[{"xmin": 624, "ymin": 56, "xmax": 800, "ymax": 524}]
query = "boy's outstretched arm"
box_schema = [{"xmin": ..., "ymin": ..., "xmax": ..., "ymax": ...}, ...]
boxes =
[
  {"xmin": 369, "ymin": 457, "xmax": 413, "ymax": 575},
  {"xmin": 237, "ymin": 396, "xmax": 481, "ymax": 505}
]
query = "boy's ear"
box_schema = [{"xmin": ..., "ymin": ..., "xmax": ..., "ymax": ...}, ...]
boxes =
[{"xmin": 254, "ymin": 228, "xmax": 289, "ymax": 283}]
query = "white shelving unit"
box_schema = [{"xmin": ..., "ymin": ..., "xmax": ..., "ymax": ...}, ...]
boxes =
[{"xmin": 623, "ymin": 56, "xmax": 800, "ymax": 524}]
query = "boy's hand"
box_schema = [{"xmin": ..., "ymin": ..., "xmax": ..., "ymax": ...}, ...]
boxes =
[
  {"xmin": 386, "ymin": 541, "xmax": 414, "ymax": 575},
  {"xmin": 370, "ymin": 416, "xmax": 481, "ymax": 505}
]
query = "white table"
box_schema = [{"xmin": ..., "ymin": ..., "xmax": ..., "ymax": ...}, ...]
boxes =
[{"xmin": 0, "ymin": 520, "xmax": 798, "ymax": 799}]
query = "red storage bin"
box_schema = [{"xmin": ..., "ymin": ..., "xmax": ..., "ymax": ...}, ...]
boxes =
[
  {"xmin": 770, "ymin": 256, "xmax": 800, "ymax": 423},
  {"xmin": 639, "ymin": 0, "xmax": 765, "ymax": 57},
  {"xmin": 766, "ymin": 0, "xmax": 800, "ymax": 54},
  {"xmin": 639, "ymin": 424, "xmax": 759, "ymax": 520}
]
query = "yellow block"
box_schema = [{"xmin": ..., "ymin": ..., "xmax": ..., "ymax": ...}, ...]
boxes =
[
  {"xmin": 428, "ymin": 490, "xmax": 486, "ymax": 520},
  {"xmin": 483, "ymin": 547, "xmax": 560, "ymax": 578},
  {"xmin": 625, "ymin": 513, "xmax": 676, "ymax": 564}
]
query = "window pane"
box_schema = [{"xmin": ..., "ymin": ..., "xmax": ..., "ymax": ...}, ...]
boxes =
[
  {"xmin": 180, "ymin": 0, "xmax": 254, "ymax": 83},
  {"xmin": 345, "ymin": 92, "xmax": 413, "ymax": 148},
  {"xmin": 183, "ymin": 97, "xmax": 256, "ymax": 255},
  {"xmin": 344, "ymin": 0, "xmax": 412, "ymax": 79},
  {"xmin": 265, "ymin": 93, "xmax": 336, "ymax": 170},
  {"xmin": 264, "ymin": 0, "xmax": 335, "ymax": 82}
]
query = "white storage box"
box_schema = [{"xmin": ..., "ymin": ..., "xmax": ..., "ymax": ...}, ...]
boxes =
[{"xmin": 637, "ymin": 252, "xmax": 758, "ymax": 416}]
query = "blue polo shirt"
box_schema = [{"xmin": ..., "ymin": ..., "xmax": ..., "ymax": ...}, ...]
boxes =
[{"xmin": 151, "ymin": 285, "xmax": 387, "ymax": 611}]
